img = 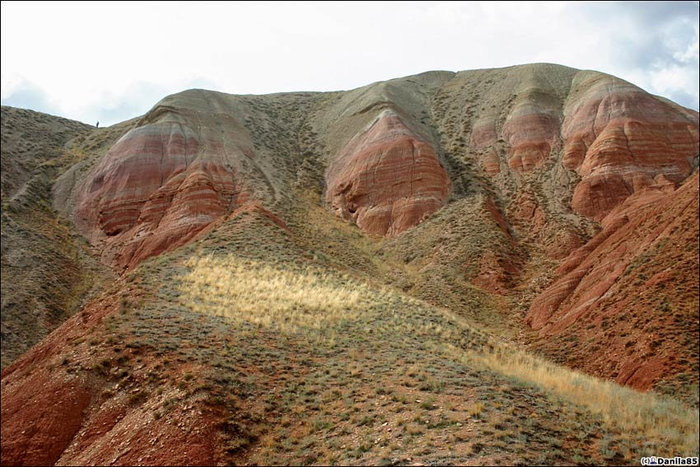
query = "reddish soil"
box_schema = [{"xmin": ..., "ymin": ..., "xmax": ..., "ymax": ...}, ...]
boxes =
[
  {"xmin": 0, "ymin": 288, "xmax": 224, "ymax": 466},
  {"xmin": 525, "ymin": 173, "xmax": 699, "ymax": 392}
]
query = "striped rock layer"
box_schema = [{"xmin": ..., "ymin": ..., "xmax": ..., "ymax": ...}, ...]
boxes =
[
  {"xmin": 525, "ymin": 173, "xmax": 699, "ymax": 390},
  {"xmin": 468, "ymin": 70, "xmax": 697, "ymax": 221},
  {"xmin": 325, "ymin": 110, "xmax": 450, "ymax": 237},
  {"xmin": 562, "ymin": 73, "xmax": 699, "ymax": 220},
  {"xmin": 75, "ymin": 122, "xmax": 248, "ymax": 270}
]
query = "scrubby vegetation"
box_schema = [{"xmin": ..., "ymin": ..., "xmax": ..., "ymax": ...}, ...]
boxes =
[
  {"xmin": 2, "ymin": 65, "xmax": 698, "ymax": 465},
  {"xmin": 118, "ymin": 209, "xmax": 697, "ymax": 463}
]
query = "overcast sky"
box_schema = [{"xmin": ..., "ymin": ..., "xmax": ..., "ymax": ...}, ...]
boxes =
[{"xmin": 2, "ymin": 1, "xmax": 698, "ymax": 126}]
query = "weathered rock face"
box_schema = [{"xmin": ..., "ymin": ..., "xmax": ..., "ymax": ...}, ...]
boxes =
[
  {"xmin": 502, "ymin": 91, "xmax": 562, "ymax": 172},
  {"xmin": 325, "ymin": 110, "xmax": 451, "ymax": 236},
  {"xmin": 3, "ymin": 65, "xmax": 700, "ymax": 467},
  {"xmin": 526, "ymin": 173, "xmax": 699, "ymax": 391},
  {"xmin": 562, "ymin": 72, "xmax": 699, "ymax": 220},
  {"xmin": 75, "ymin": 121, "xmax": 249, "ymax": 269},
  {"xmin": 452, "ymin": 66, "xmax": 698, "ymax": 233}
]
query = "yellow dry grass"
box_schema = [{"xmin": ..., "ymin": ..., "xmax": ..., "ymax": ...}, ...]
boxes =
[
  {"xmin": 449, "ymin": 341, "xmax": 700, "ymax": 455},
  {"xmin": 178, "ymin": 253, "xmax": 698, "ymax": 456},
  {"xmin": 179, "ymin": 255, "xmax": 371, "ymax": 334}
]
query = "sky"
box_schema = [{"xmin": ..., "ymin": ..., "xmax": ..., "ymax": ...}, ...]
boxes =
[{"xmin": 2, "ymin": 1, "xmax": 698, "ymax": 126}]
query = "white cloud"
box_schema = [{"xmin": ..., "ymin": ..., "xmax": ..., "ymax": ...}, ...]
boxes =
[
  {"xmin": 2, "ymin": 1, "xmax": 698, "ymax": 126},
  {"xmin": 649, "ymin": 65, "xmax": 697, "ymax": 95}
]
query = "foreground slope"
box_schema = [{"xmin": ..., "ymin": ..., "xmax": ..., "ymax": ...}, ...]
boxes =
[
  {"xmin": 2, "ymin": 205, "xmax": 697, "ymax": 465},
  {"xmin": 1, "ymin": 63, "xmax": 698, "ymax": 465}
]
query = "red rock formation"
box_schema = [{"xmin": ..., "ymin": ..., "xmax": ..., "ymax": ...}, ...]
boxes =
[
  {"xmin": 502, "ymin": 111, "xmax": 560, "ymax": 172},
  {"xmin": 5, "ymin": 64, "xmax": 700, "ymax": 467},
  {"xmin": 526, "ymin": 173, "xmax": 699, "ymax": 391},
  {"xmin": 325, "ymin": 110, "xmax": 450, "ymax": 236},
  {"xmin": 75, "ymin": 122, "xmax": 250, "ymax": 269},
  {"xmin": 562, "ymin": 73, "xmax": 699, "ymax": 220},
  {"xmin": 470, "ymin": 119, "xmax": 498, "ymax": 149},
  {"xmin": 480, "ymin": 149, "xmax": 501, "ymax": 175},
  {"xmin": 464, "ymin": 71, "xmax": 697, "ymax": 228},
  {"xmin": 470, "ymin": 82, "xmax": 563, "ymax": 175}
]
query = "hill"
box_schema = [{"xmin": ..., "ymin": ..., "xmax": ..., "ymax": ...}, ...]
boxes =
[{"xmin": 1, "ymin": 63, "xmax": 698, "ymax": 465}]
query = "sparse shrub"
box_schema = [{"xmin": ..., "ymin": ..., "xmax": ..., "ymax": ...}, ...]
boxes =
[
  {"xmin": 128, "ymin": 390, "xmax": 148, "ymax": 406},
  {"xmin": 419, "ymin": 398, "xmax": 437, "ymax": 410},
  {"xmin": 468, "ymin": 401, "xmax": 484, "ymax": 418}
]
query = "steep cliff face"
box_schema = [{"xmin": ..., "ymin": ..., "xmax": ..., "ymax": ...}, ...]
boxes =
[{"xmin": 325, "ymin": 110, "xmax": 450, "ymax": 236}]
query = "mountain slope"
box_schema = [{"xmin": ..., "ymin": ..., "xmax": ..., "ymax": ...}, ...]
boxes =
[
  {"xmin": 2, "ymin": 203, "xmax": 696, "ymax": 465},
  {"xmin": 0, "ymin": 107, "xmax": 115, "ymax": 369},
  {"xmin": 1, "ymin": 63, "xmax": 698, "ymax": 465},
  {"xmin": 526, "ymin": 172, "xmax": 699, "ymax": 402}
]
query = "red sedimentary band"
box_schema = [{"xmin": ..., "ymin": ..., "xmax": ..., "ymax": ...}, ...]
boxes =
[
  {"xmin": 76, "ymin": 122, "xmax": 261, "ymax": 269},
  {"xmin": 326, "ymin": 112, "xmax": 450, "ymax": 237}
]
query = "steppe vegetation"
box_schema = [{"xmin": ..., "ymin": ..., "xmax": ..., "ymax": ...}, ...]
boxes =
[
  {"xmin": 104, "ymin": 204, "xmax": 696, "ymax": 464},
  {"xmin": 2, "ymin": 63, "xmax": 698, "ymax": 465}
]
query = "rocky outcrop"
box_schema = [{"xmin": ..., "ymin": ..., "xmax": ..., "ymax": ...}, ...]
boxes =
[
  {"xmin": 325, "ymin": 110, "xmax": 450, "ymax": 236},
  {"xmin": 562, "ymin": 72, "xmax": 699, "ymax": 220},
  {"xmin": 459, "ymin": 67, "xmax": 698, "ymax": 225},
  {"xmin": 502, "ymin": 90, "xmax": 562, "ymax": 172},
  {"xmin": 75, "ymin": 121, "xmax": 250, "ymax": 270}
]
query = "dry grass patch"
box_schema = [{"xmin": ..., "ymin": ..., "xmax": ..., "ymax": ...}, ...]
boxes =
[
  {"xmin": 179, "ymin": 255, "xmax": 377, "ymax": 335},
  {"xmin": 448, "ymin": 342, "xmax": 699, "ymax": 456}
]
